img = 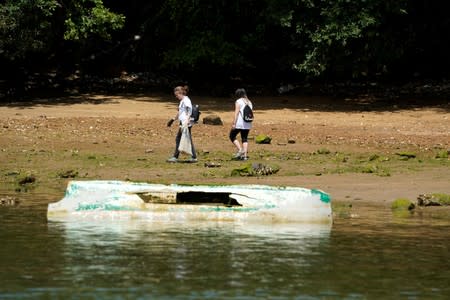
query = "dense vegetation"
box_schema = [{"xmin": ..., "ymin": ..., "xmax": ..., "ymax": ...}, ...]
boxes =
[{"xmin": 1, "ymin": 0, "xmax": 449, "ymax": 95}]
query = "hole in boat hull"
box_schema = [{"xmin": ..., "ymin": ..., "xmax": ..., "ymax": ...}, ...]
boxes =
[
  {"xmin": 136, "ymin": 191, "xmax": 241, "ymax": 206},
  {"xmin": 177, "ymin": 192, "xmax": 241, "ymax": 206}
]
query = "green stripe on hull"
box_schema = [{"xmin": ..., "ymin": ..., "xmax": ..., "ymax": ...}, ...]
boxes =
[{"xmin": 311, "ymin": 189, "xmax": 331, "ymax": 203}]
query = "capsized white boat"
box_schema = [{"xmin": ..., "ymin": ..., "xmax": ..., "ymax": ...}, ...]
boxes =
[{"xmin": 47, "ymin": 180, "xmax": 332, "ymax": 223}]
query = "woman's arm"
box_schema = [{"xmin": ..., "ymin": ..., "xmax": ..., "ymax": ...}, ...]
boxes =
[{"xmin": 185, "ymin": 105, "xmax": 192, "ymax": 120}]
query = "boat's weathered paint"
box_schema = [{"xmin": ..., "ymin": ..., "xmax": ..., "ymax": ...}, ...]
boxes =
[{"xmin": 47, "ymin": 180, "xmax": 332, "ymax": 223}]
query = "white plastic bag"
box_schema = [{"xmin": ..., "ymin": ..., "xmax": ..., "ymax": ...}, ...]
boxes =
[{"xmin": 178, "ymin": 126, "xmax": 193, "ymax": 156}]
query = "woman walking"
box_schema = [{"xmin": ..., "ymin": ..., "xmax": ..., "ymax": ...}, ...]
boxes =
[
  {"xmin": 167, "ymin": 85, "xmax": 197, "ymax": 163},
  {"xmin": 229, "ymin": 88, "xmax": 253, "ymax": 160}
]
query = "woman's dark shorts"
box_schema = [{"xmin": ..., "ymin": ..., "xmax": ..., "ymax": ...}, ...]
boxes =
[{"xmin": 229, "ymin": 128, "xmax": 250, "ymax": 143}]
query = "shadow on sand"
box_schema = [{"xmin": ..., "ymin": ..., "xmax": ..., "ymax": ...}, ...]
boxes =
[{"xmin": 0, "ymin": 91, "xmax": 449, "ymax": 113}]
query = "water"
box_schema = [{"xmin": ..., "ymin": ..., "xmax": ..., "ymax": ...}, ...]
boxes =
[{"xmin": 1, "ymin": 193, "xmax": 449, "ymax": 299}]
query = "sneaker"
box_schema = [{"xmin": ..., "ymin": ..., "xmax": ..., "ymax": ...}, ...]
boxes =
[
  {"xmin": 241, "ymin": 156, "xmax": 249, "ymax": 161},
  {"xmin": 233, "ymin": 151, "xmax": 244, "ymax": 159},
  {"xmin": 188, "ymin": 158, "xmax": 198, "ymax": 163},
  {"xmin": 167, "ymin": 157, "xmax": 178, "ymax": 163}
]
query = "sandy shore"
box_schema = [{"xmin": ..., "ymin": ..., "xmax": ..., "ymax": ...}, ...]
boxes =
[{"xmin": 0, "ymin": 93, "xmax": 449, "ymax": 204}]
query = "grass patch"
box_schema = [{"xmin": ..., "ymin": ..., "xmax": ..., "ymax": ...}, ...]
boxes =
[
  {"xmin": 391, "ymin": 198, "xmax": 415, "ymax": 210},
  {"xmin": 316, "ymin": 148, "xmax": 331, "ymax": 155},
  {"xmin": 360, "ymin": 164, "xmax": 391, "ymax": 177},
  {"xmin": 435, "ymin": 150, "xmax": 449, "ymax": 159},
  {"xmin": 1, "ymin": 143, "xmax": 449, "ymax": 194},
  {"xmin": 432, "ymin": 193, "xmax": 450, "ymax": 205}
]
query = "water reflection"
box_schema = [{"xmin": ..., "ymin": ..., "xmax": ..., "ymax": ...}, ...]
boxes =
[
  {"xmin": 51, "ymin": 218, "xmax": 332, "ymax": 238},
  {"xmin": 39, "ymin": 219, "xmax": 331, "ymax": 298},
  {"xmin": 1, "ymin": 194, "xmax": 450, "ymax": 299}
]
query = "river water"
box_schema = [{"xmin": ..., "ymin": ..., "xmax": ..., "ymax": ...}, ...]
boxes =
[{"xmin": 1, "ymin": 193, "xmax": 449, "ymax": 299}]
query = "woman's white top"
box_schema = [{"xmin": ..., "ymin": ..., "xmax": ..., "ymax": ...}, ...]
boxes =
[
  {"xmin": 235, "ymin": 97, "xmax": 253, "ymax": 130},
  {"xmin": 178, "ymin": 96, "xmax": 193, "ymax": 126}
]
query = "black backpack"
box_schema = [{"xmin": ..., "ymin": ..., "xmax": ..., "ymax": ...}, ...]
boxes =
[
  {"xmin": 242, "ymin": 103, "xmax": 254, "ymax": 122},
  {"xmin": 191, "ymin": 104, "xmax": 201, "ymax": 123}
]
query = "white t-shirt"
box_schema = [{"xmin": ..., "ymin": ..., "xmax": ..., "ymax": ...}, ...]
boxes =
[
  {"xmin": 178, "ymin": 96, "xmax": 193, "ymax": 126},
  {"xmin": 235, "ymin": 98, "xmax": 253, "ymax": 130}
]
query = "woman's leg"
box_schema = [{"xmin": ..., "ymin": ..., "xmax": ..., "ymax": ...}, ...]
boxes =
[
  {"xmin": 188, "ymin": 126, "xmax": 197, "ymax": 159},
  {"xmin": 172, "ymin": 127, "xmax": 182, "ymax": 158},
  {"xmin": 241, "ymin": 130, "xmax": 250, "ymax": 158},
  {"xmin": 229, "ymin": 128, "xmax": 242, "ymax": 152}
]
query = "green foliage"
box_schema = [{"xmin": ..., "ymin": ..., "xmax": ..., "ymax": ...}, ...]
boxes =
[
  {"xmin": 154, "ymin": 0, "xmax": 257, "ymax": 71},
  {"xmin": 1, "ymin": 0, "xmax": 448, "ymax": 82},
  {"xmin": 162, "ymin": 31, "xmax": 242, "ymax": 68},
  {"xmin": 0, "ymin": 0, "xmax": 124, "ymax": 61},
  {"xmin": 266, "ymin": 0, "xmax": 408, "ymax": 77},
  {"xmin": 0, "ymin": 0, "xmax": 59, "ymax": 60},
  {"xmin": 63, "ymin": 0, "xmax": 125, "ymax": 41}
]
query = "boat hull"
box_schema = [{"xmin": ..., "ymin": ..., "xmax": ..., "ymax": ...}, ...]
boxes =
[{"xmin": 47, "ymin": 180, "xmax": 332, "ymax": 223}]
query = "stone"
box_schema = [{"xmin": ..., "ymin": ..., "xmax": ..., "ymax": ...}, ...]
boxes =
[
  {"xmin": 395, "ymin": 152, "xmax": 416, "ymax": 159},
  {"xmin": 58, "ymin": 170, "xmax": 78, "ymax": 178},
  {"xmin": 204, "ymin": 162, "xmax": 221, "ymax": 168},
  {"xmin": 18, "ymin": 175, "xmax": 36, "ymax": 185},
  {"xmin": 203, "ymin": 115, "xmax": 223, "ymax": 126},
  {"xmin": 255, "ymin": 134, "xmax": 272, "ymax": 144},
  {"xmin": 417, "ymin": 194, "xmax": 450, "ymax": 206}
]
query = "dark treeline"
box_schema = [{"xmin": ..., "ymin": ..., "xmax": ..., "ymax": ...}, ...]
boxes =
[{"xmin": 0, "ymin": 0, "xmax": 449, "ymax": 97}]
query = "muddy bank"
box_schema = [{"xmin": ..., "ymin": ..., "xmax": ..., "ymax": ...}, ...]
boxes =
[{"xmin": 0, "ymin": 93, "xmax": 449, "ymax": 205}]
